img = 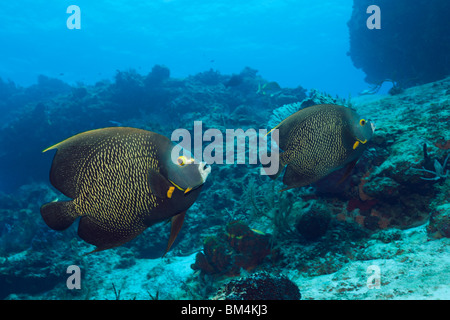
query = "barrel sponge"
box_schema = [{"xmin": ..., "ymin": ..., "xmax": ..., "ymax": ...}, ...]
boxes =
[{"xmin": 214, "ymin": 271, "xmax": 301, "ymax": 300}]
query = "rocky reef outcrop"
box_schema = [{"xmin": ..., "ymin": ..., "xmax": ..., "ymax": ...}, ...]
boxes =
[{"xmin": 347, "ymin": 0, "xmax": 450, "ymax": 88}]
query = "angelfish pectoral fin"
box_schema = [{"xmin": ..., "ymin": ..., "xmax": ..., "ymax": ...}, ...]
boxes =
[
  {"xmin": 148, "ymin": 169, "xmax": 174, "ymax": 199},
  {"xmin": 162, "ymin": 211, "xmax": 186, "ymax": 257}
]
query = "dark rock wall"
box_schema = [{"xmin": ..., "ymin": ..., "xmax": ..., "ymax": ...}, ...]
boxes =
[{"xmin": 348, "ymin": 0, "xmax": 450, "ymax": 87}]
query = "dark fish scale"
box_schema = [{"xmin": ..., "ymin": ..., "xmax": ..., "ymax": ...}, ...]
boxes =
[
  {"xmin": 75, "ymin": 133, "xmax": 158, "ymax": 231},
  {"xmin": 286, "ymin": 110, "xmax": 347, "ymax": 176}
]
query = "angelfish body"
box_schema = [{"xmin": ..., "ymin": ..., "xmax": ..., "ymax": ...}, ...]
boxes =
[
  {"xmin": 269, "ymin": 104, "xmax": 375, "ymax": 190},
  {"xmin": 40, "ymin": 127, "xmax": 210, "ymax": 254}
]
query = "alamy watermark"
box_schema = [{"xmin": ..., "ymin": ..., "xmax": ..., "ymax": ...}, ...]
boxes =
[
  {"xmin": 170, "ymin": 121, "xmax": 280, "ymax": 175},
  {"xmin": 367, "ymin": 5, "xmax": 381, "ymax": 29},
  {"xmin": 66, "ymin": 265, "xmax": 81, "ymax": 290},
  {"xmin": 65, "ymin": 264, "xmax": 382, "ymax": 291},
  {"xmin": 366, "ymin": 265, "xmax": 381, "ymax": 289},
  {"xmin": 66, "ymin": 5, "xmax": 81, "ymax": 29},
  {"xmin": 65, "ymin": 4, "xmax": 381, "ymax": 31}
]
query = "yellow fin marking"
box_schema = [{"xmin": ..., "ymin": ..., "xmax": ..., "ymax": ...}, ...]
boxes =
[
  {"xmin": 167, "ymin": 186, "xmax": 175, "ymax": 199},
  {"xmin": 42, "ymin": 142, "xmax": 62, "ymax": 153},
  {"xmin": 265, "ymin": 115, "xmax": 289, "ymax": 137},
  {"xmin": 353, "ymin": 138, "xmax": 368, "ymax": 150},
  {"xmin": 168, "ymin": 179, "xmax": 185, "ymax": 192}
]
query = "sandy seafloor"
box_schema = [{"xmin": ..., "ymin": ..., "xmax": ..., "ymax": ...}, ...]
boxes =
[{"xmin": 11, "ymin": 223, "xmax": 445, "ymax": 300}]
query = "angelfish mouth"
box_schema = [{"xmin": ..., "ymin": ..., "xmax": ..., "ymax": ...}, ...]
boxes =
[
  {"xmin": 199, "ymin": 161, "xmax": 211, "ymax": 183},
  {"xmin": 370, "ymin": 122, "xmax": 376, "ymax": 133}
]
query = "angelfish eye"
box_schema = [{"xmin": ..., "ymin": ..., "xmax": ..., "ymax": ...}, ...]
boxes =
[
  {"xmin": 359, "ymin": 119, "xmax": 366, "ymax": 126},
  {"xmin": 177, "ymin": 156, "xmax": 187, "ymax": 166}
]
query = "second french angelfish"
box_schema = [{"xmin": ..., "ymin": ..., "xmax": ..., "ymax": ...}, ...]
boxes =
[{"xmin": 267, "ymin": 104, "xmax": 375, "ymax": 191}]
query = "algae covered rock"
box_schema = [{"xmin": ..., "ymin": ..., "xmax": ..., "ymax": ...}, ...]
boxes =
[
  {"xmin": 214, "ymin": 271, "xmax": 301, "ymax": 300},
  {"xmin": 295, "ymin": 203, "xmax": 332, "ymax": 241},
  {"xmin": 0, "ymin": 251, "xmax": 67, "ymax": 299},
  {"xmin": 427, "ymin": 204, "xmax": 450, "ymax": 238},
  {"xmin": 362, "ymin": 176, "xmax": 400, "ymax": 201},
  {"xmin": 191, "ymin": 221, "xmax": 273, "ymax": 276}
]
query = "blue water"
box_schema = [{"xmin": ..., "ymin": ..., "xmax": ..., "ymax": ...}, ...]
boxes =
[{"xmin": 0, "ymin": 0, "xmax": 365, "ymax": 97}]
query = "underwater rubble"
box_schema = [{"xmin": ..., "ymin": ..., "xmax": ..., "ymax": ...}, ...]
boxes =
[{"xmin": 0, "ymin": 67, "xmax": 448, "ymax": 300}]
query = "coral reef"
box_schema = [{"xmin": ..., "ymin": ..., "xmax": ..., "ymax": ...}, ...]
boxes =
[
  {"xmin": 267, "ymin": 89, "xmax": 347, "ymax": 129},
  {"xmin": 427, "ymin": 204, "xmax": 450, "ymax": 239},
  {"xmin": 191, "ymin": 221, "xmax": 273, "ymax": 277},
  {"xmin": 0, "ymin": 66, "xmax": 449, "ymax": 300},
  {"xmin": 0, "ymin": 66, "xmax": 306, "ymax": 192},
  {"xmin": 348, "ymin": 0, "xmax": 450, "ymax": 88},
  {"xmin": 345, "ymin": 78, "xmax": 450, "ymax": 233}
]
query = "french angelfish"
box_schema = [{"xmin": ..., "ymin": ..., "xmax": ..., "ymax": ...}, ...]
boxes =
[
  {"xmin": 40, "ymin": 127, "xmax": 211, "ymax": 255},
  {"xmin": 267, "ymin": 104, "xmax": 375, "ymax": 191}
]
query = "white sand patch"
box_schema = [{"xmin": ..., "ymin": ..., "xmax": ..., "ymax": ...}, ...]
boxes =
[
  {"xmin": 290, "ymin": 225, "xmax": 449, "ymax": 299},
  {"xmin": 87, "ymin": 253, "xmax": 198, "ymax": 300}
]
